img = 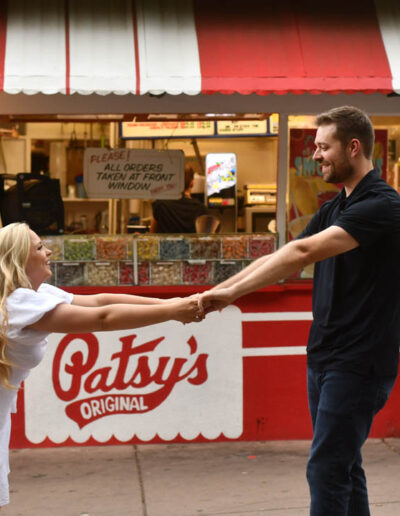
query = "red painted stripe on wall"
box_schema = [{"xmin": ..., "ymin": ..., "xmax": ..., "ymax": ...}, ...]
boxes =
[
  {"xmin": 242, "ymin": 356, "xmax": 312, "ymax": 440},
  {"xmin": 0, "ymin": 0, "xmax": 8, "ymax": 92},
  {"xmin": 242, "ymin": 321, "xmax": 311, "ymax": 349},
  {"xmin": 132, "ymin": 0, "xmax": 140, "ymax": 95},
  {"xmin": 235, "ymin": 284, "xmax": 313, "ymax": 313},
  {"xmin": 193, "ymin": 0, "xmax": 392, "ymax": 95}
]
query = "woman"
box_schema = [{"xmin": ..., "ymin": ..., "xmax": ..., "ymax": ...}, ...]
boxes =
[{"xmin": 0, "ymin": 222, "xmax": 203, "ymax": 508}]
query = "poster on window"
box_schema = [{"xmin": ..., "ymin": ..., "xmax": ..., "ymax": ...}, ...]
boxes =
[
  {"xmin": 288, "ymin": 128, "xmax": 388, "ymax": 241},
  {"xmin": 288, "ymin": 128, "xmax": 387, "ymax": 277}
]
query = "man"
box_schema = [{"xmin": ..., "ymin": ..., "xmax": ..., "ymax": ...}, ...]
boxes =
[
  {"xmin": 200, "ymin": 106, "xmax": 400, "ymax": 515},
  {"xmin": 150, "ymin": 164, "xmax": 207, "ymax": 233}
]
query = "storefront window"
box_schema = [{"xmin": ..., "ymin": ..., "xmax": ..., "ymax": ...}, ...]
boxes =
[{"xmin": 288, "ymin": 115, "xmax": 392, "ymax": 279}]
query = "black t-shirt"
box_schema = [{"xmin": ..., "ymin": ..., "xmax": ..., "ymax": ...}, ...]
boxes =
[
  {"xmin": 299, "ymin": 169, "xmax": 400, "ymax": 376},
  {"xmin": 152, "ymin": 196, "xmax": 207, "ymax": 233}
]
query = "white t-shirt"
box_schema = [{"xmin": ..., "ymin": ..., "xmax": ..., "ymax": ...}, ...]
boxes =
[{"xmin": 0, "ymin": 283, "xmax": 73, "ymax": 506}]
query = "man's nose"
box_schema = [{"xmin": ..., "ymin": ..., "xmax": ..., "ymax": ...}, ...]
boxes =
[{"xmin": 313, "ymin": 148, "xmax": 321, "ymax": 160}]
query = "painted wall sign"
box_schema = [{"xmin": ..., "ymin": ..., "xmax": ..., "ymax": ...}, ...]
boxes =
[
  {"xmin": 10, "ymin": 285, "xmax": 400, "ymax": 447},
  {"xmin": 83, "ymin": 148, "xmax": 185, "ymax": 199},
  {"xmin": 24, "ymin": 307, "xmax": 243, "ymax": 443}
]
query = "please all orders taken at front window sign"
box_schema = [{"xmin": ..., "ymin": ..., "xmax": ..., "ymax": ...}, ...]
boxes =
[{"xmin": 83, "ymin": 148, "xmax": 185, "ymax": 200}]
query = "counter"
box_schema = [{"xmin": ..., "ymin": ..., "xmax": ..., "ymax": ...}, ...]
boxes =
[{"xmin": 9, "ymin": 235, "xmax": 400, "ymax": 449}]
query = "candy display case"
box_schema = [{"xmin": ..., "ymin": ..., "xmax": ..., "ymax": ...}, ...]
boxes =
[
  {"xmin": 159, "ymin": 236, "xmax": 190, "ymax": 260},
  {"xmin": 137, "ymin": 261, "xmax": 150, "ymax": 285},
  {"xmin": 150, "ymin": 261, "xmax": 182, "ymax": 285},
  {"xmin": 182, "ymin": 261, "xmax": 212, "ymax": 285},
  {"xmin": 213, "ymin": 260, "xmax": 243, "ymax": 283},
  {"xmin": 86, "ymin": 261, "xmax": 118, "ymax": 286},
  {"xmin": 221, "ymin": 235, "xmax": 248, "ymax": 259},
  {"xmin": 49, "ymin": 232, "xmax": 277, "ymax": 286},
  {"xmin": 118, "ymin": 261, "xmax": 134, "ymax": 285},
  {"xmin": 248, "ymin": 234, "xmax": 276, "ymax": 259},
  {"xmin": 56, "ymin": 262, "xmax": 86, "ymax": 286},
  {"xmin": 189, "ymin": 236, "xmax": 221, "ymax": 259},
  {"xmin": 96, "ymin": 236, "xmax": 128, "ymax": 261},
  {"xmin": 136, "ymin": 236, "xmax": 159, "ymax": 261},
  {"xmin": 64, "ymin": 237, "xmax": 95, "ymax": 261}
]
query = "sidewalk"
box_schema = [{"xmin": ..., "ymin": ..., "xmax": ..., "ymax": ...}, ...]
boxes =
[{"xmin": 2, "ymin": 439, "xmax": 400, "ymax": 516}]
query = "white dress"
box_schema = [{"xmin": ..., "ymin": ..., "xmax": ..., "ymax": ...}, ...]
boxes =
[{"xmin": 0, "ymin": 283, "xmax": 73, "ymax": 506}]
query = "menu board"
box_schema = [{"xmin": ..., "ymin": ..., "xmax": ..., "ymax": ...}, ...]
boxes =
[
  {"xmin": 216, "ymin": 120, "xmax": 267, "ymax": 135},
  {"xmin": 121, "ymin": 117, "xmax": 278, "ymax": 139},
  {"xmin": 120, "ymin": 121, "xmax": 215, "ymax": 139}
]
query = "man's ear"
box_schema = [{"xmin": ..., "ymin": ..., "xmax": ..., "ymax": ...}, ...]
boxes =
[{"xmin": 348, "ymin": 138, "xmax": 361, "ymax": 158}]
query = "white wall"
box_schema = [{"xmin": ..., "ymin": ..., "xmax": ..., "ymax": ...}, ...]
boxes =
[
  {"xmin": 26, "ymin": 122, "xmax": 108, "ymax": 141},
  {"xmin": 0, "ymin": 137, "xmax": 29, "ymax": 174}
]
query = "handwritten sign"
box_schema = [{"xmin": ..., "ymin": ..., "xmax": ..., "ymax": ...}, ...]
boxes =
[{"xmin": 83, "ymin": 148, "xmax": 185, "ymax": 199}]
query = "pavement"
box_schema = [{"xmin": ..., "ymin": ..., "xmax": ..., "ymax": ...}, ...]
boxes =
[{"xmin": 2, "ymin": 439, "xmax": 400, "ymax": 516}]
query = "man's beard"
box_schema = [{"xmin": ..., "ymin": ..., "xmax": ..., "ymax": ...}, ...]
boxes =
[{"xmin": 322, "ymin": 159, "xmax": 354, "ymax": 184}]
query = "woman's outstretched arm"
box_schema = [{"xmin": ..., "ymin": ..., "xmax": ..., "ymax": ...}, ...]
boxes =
[
  {"xmin": 29, "ymin": 295, "xmax": 203, "ymax": 334},
  {"xmin": 72, "ymin": 292, "xmax": 179, "ymax": 307}
]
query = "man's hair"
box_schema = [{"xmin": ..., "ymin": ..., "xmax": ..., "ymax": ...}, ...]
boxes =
[
  {"xmin": 184, "ymin": 164, "xmax": 195, "ymax": 190},
  {"xmin": 315, "ymin": 106, "xmax": 374, "ymax": 159}
]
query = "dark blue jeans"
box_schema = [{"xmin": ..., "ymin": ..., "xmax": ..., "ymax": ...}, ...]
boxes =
[{"xmin": 306, "ymin": 368, "xmax": 396, "ymax": 516}]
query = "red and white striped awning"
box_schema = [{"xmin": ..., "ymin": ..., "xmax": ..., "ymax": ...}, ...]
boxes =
[{"xmin": 1, "ymin": 0, "xmax": 400, "ymax": 97}]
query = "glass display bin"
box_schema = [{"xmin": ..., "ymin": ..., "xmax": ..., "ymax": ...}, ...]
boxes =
[{"xmin": 46, "ymin": 233, "xmax": 277, "ymax": 287}]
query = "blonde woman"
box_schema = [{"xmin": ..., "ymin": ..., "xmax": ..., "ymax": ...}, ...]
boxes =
[{"xmin": 0, "ymin": 222, "xmax": 203, "ymax": 509}]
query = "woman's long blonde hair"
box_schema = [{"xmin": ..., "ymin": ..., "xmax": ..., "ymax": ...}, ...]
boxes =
[{"xmin": 0, "ymin": 223, "xmax": 32, "ymax": 388}]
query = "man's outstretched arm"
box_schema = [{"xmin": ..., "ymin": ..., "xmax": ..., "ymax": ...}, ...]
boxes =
[{"xmin": 201, "ymin": 225, "xmax": 358, "ymax": 312}]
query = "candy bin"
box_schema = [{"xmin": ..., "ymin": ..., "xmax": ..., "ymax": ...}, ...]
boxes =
[
  {"xmin": 56, "ymin": 262, "xmax": 86, "ymax": 286},
  {"xmin": 119, "ymin": 262, "xmax": 134, "ymax": 285},
  {"xmin": 221, "ymin": 236, "xmax": 248, "ymax": 259},
  {"xmin": 96, "ymin": 236, "xmax": 128, "ymax": 260},
  {"xmin": 136, "ymin": 236, "xmax": 159, "ymax": 261},
  {"xmin": 137, "ymin": 262, "xmax": 150, "ymax": 285},
  {"xmin": 42, "ymin": 236, "xmax": 63, "ymax": 261},
  {"xmin": 150, "ymin": 261, "xmax": 182, "ymax": 285},
  {"xmin": 159, "ymin": 237, "xmax": 190, "ymax": 260},
  {"xmin": 213, "ymin": 260, "xmax": 242, "ymax": 284},
  {"xmin": 64, "ymin": 237, "xmax": 95, "ymax": 261},
  {"xmin": 189, "ymin": 236, "xmax": 221, "ymax": 259},
  {"xmin": 87, "ymin": 262, "xmax": 118, "ymax": 286},
  {"xmin": 182, "ymin": 261, "xmax": 212, "ymax": 285},
  {"xmin": 248, "ymin": 234, "xmax": 276, "ymax": 259}
]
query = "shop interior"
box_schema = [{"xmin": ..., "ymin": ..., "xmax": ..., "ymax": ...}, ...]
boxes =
[
  {"xmin": 0, "ymin": 113, "xmax": 397, "ymax": 238},
  {"xmin": 0, "ymin": 115, "xmax": 279, "ymax": 235}
]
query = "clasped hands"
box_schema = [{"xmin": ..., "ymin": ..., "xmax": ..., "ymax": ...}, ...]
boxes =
[{"xmin": 183, "ymin": 287, "xmax": 234, "ymax": 324}]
